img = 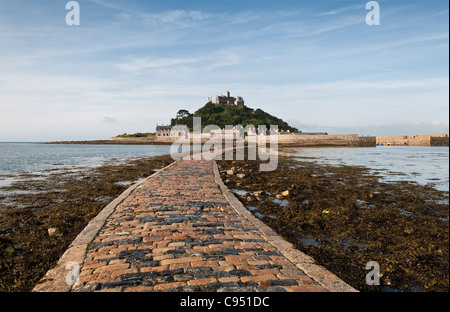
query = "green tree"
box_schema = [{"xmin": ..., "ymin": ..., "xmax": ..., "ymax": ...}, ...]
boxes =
[
  {"xmin": 169, "ymin": 102, "xmax": 298, "ymax": 132},
  {"xmin": 176, "ymin": 109, "xmax": 191, "ymax": 120}
]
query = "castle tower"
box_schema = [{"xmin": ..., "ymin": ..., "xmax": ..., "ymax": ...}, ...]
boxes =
[{"xmin": 213, "ymin": 91, "xmax": 244, "ymax": 106}]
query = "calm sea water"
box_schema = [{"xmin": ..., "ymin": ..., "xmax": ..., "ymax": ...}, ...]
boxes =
[
  {"xmin": 0, "ymin": 143, "xmax": 172, "ymax": 186},
  {"xmin": 0, "ymin": 143, "xmax": 448, "ymax": 192},
  {"xmin": 288, "ymin": 146, "xmax": 449, "ymax": 192}
]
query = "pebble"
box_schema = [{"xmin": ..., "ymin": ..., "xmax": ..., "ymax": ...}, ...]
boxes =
[{"xmin": 47, "ymin": 228, "xmax": 60, "ymax": 237}]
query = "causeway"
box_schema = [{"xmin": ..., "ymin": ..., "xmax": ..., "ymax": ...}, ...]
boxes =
[{"xmin": 33, "ymin": 159, "xmax": 356, "ymax": 292}]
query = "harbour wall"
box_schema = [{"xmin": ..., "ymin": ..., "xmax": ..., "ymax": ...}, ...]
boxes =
[
  {"xmin": 276, "ymin": 134, "xmax": 376, "ymax": 147},
  {"xmin": 376, "ymin": 134, "xmax": 449, "ymax": 146},
  {"xmin": 110, "ymin": 134, "xmax": 377, "ymax": 147}
]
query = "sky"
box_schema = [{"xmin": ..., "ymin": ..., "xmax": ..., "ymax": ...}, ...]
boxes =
[{"xmin": 0, "ymin": 0, "xmax": 448, "ymax": 141}]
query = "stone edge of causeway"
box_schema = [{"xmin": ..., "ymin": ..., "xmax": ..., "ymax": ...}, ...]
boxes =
[
  {"xmin": 33, "ymin": 158, "xmax": 358, "ymax": 293},
  {"xmin": 212, "ymin": 161, "xmax": 358, "ymax": 293},
  {"xmin": 32, "ymin": 161, "xmax": 179, "ymax": 292}
]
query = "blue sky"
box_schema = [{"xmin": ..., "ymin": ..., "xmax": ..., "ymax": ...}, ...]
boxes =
[{"xmin": 0, "ymin": 0, "xmax": 448, "ymax": 141}]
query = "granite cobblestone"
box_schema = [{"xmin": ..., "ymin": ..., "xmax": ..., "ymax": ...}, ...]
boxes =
[{"xmin": 72, "ymin": 160, "xmax": 329, "ymax": 292}]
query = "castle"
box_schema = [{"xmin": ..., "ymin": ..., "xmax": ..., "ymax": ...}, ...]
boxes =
[{"xmin": 209, "ymin": 91, "xmax": 244, "ymax": 106}]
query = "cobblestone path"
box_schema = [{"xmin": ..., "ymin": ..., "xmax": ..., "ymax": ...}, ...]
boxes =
[{"xmin": 68, "ymin": 160, "xmax": 332, "ymax": 292}]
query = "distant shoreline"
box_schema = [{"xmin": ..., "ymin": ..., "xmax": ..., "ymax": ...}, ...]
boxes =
[
  {"xmin": 44, "ymin": 140, "xmax": 172, "ymax": 145},
  {"xmin": 43, "ymin": 132, "xmax": 448, "ymax": 147}
]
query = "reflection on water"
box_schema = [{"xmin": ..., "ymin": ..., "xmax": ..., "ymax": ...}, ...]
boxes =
[
  {"xmin": 298, "ymin": 237, "xmax": 320, "ymax": 247},
  {"xmin": 272, "ymin": 198, "xmax": 288, "ymax": 207},
  {"xmin": 287, "ymin": 146, "xmax": 449, "ymax": 192}
]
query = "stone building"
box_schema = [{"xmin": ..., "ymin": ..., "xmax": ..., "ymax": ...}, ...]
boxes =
[
  {"xmin": 213, "ymin": 91, "xmax": 244, "ymax": 106},
  {"xmin": 156, "ymin": 124, "xmax": 188, "ymax": 137},
  {"xmin": 156, "ymin": 125, "xmax": 172, "ymax": 137}
]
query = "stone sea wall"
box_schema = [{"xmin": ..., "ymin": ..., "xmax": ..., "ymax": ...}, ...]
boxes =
[
  {"xmin": 49, "ymin": 134, "xmax": 377, "ymax": 147},
  {"xmin": 430, "ymin": 136, "xmax": 450, "ymax": 146},
  {"xmin": 376, "ymin": 134, "xmax": 449, "ymax": 146},
  {"xmin": 108, "ymin": 134, "xmax": 377, "ymax": 147},
  {"xmin": 276, "ymin": 134, "xmax": 376, "ymax": 147}
]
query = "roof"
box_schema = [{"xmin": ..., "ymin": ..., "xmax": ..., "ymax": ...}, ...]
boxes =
[{"xmin": 156, "ymin": 125, "xmax": 172, "ymax": 131}]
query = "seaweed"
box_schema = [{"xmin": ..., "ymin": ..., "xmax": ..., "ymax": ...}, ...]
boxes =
[
  {"xmin": 0, "ymin": 154, "xmax": 173, "ymax": 292},
  {"xmin": 217, "ymin": 153, "xmax": 449, "ymax": 292}
]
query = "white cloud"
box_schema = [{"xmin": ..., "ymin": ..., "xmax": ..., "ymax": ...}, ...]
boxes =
[
  {"xmin": 0, "ymin": 1, "xmax": 447, "ymax": 141},
  {"xmin": 117, "ymin": 49, "xmax": 243, "ymax": 72},
  {"xmin": 141, "ymin": 9, "xmax": 213, "ymax": 25},
  {"xmin": 103, "ymin": 117, "xmax": 118, "ymax": 123},
  {"xmin": 230, "ymin": 11, "xmax": 260, "ymax": 24},
  {"xmin": 288, "ymin": 120, "xmax": 449, "ymax": 137},
  {"xmin": 432, "ymin": 120, "xmax": 446, "ymax": 126},
  {"xmin": 318, "ymin": 4, "xmax": 365, "ymax": 17},
  {"xmin": 152, "ymin": 10, "xmax": 213, "ymax": 23},
  {"xmin": 0, "ymin": 71, "xmax": 448, "ymax": 141},
  {"xmin": 117, "ymin": 56, "xmax": 203, "ymax": 71},
  {"xmin": 204, "ymin": 50, "xmax": 243, "ymax": 70},
  {"xmin": 87, "ymin": 0, "xmax": 141, "ymax": 14},
  {"xmin": 246, "ymin": 77, "xmax": 449, "ymax": 94}
]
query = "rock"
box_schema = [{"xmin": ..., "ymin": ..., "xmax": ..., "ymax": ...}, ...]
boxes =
[
  {"xmin": 311, "ymin": 174, "xmax": 318, "ymax": 178},
  {"xmin": 79, "ymin": 283, "xmax": 101, "ymax": 292},
  {"xmin": 253, "ymin": 191, "xmax": 265, "ymax": 196},
  {"xmin": 225, "ymin": 179, "xmax": 231, "ymax": 184},
  {"xmin": 246, "ymin": 196, "xmax": 254, "ymax": 202},
  {"xmin": 236, "ymin": 174, "xmax": 246, "ymax": 179},
  {"xmin": 303, "ymin": 199, "xmax": 313, "ymax": 206},
  {"xmin": 226, "ymin": 170, "xmax": 235, "ymax": 175},
  {"xmin": 282, "ymin": 190, "xmax": 290, "ymax": 196},
  {"xmin": 48, "ymin": 228, "xmax": 60, "ymax": 237},
  {"xmin": 276, "ymin": 194, "xmax": 284, "ymax": 200}
]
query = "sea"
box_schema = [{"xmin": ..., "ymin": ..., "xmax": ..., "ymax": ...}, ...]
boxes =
[
  {"xmin": 0, "ymin": 143, "xmax": 448, "ymax": 193},
  {"xmin": 0, "ymin": 143, "xmax": 172, "ymax": 187},
  {"xmin": 287, "ymin": 146, "xmax": 449, "ymax": 192}
]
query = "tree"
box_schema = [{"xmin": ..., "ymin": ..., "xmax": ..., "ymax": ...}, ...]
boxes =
[
  {"xmin": 176, "ymin": 109, "xmax": 191, "ymax": 120},
  {"xmin": 169, "ymin": 102, "xmax": 298, "ymax": 132}
]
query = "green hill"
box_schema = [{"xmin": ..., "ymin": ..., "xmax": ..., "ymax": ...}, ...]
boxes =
[
  {"xmin": 116, "ymin": 133, "xmax": 155, "ymax": 138},
  {"xmin": 170, "ymin": 102, "xmax": 298, "ymax": 132}
]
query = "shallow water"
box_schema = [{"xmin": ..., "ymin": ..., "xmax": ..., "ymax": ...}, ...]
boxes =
[
  {"xmin": 0, "ymin": 143, "xmax": 172, "ymax": 188},
  {"xmin": 288, "ymin": 146, "xmax": 449, "ymax": 192}
]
